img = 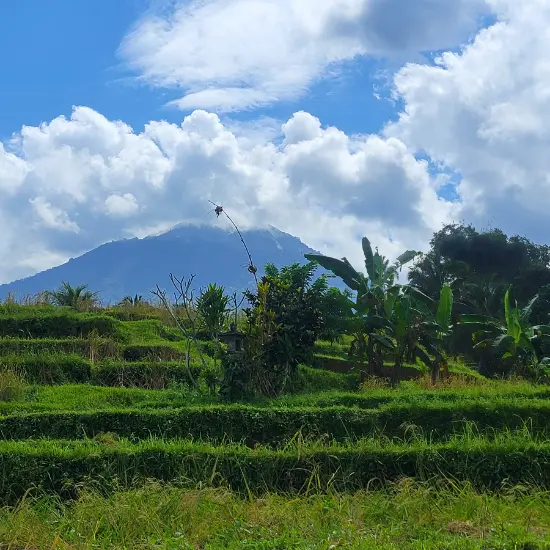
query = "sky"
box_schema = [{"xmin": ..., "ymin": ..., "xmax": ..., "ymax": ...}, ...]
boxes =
[{"xmin": 1, "ymin": 0, "xmax": 549, "ymax": 284}]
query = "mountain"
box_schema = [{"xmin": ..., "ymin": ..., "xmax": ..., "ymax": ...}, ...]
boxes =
[{"xmin": 0, "ymin": 224, "xmax": 341, "ymax": 303}]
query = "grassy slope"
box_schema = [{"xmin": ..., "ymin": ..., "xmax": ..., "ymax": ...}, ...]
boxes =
[
  {"xmin": 1, "ymin": 309, "xmax": 550, "ymax": 547},
  {"xmin": 2, "ymin": 483, "xmax": 549, "ymax": 549},
  {"xmin": 0, "ymin": 379, "xmax": 547, "ymax": 414}
]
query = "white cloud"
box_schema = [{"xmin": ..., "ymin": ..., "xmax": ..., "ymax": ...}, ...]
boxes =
[
  {"xmin": 119, "ymin": 0, "xmax": 491, "ymax": 111},
  {"xmin": 105, "ymin": 193, "xmax": 140, "ymax": 217},
  {"xmin": 29, "ymin": 197, "xmax": 80, "ymax": 233},
  {"xmin": 0, "ymin": 106, "xmax": 445, "ymax": 283},
  {"xmin": 0, "ymin": 143, "xmax": 30, "ymax": 195},
  {"xmin": 5, "ymin": 0, "xmax": 550, "ymax": 286},
  {"xmin": 386, "ymin": 0, "xmax": 550, "ymax": 243}
]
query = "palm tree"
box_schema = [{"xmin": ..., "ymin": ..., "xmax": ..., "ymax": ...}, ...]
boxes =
[
  {"xmin": 47, "ymin": 282, "xmax": 99, "ymax": 311},
  {"xmin": 196, "ymin": 283, "xmax": 229, "ymax": 341}
]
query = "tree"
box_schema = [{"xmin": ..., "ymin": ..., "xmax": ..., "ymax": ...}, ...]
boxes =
[
  {"xmin": 427, "ymin": 223, "xmax": 550, "ymax": 306},
  {"xmin": 47, "ymin": 282, "xmax": 99, "ymax": 311},
  {"xmin": 196, "ymin": 283, "xmax": 229, "ymax": 341},
  {"xmin": 118, "ymin": 294, "xmax": 145, "ymax": 307},
  {"xmin": 318, "ymin": 287, "xmax": 355, "ymax": 344},
  {"xmin": 306, "ymin": 237, "xmax": 419, "ymax": 381},
  {"xmin": 408, "ymin": 250, "xmax": 468, "ymax": 301},
  {"xmin": 238, "ymin": 261, "xmax": 329, "ymax": 397}
]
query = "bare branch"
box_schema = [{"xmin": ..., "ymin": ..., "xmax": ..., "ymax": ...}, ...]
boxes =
[
  {"xmin": 208, "ymin": 201, "xmax": 258, "ymax": 285},
  {"xmin": 151, "ymin": 274, "xmax": 210, "ymax": 389}
]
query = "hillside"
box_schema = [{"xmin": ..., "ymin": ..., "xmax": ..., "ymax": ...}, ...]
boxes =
[{"xmin": 0, "ymin": 224, "xmax": 329, "ymax": 303}]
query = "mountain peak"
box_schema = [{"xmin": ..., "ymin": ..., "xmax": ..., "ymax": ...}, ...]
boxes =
[{"xmin": 0, "ymin": 224, "xmax": 323, "ymax": 303}]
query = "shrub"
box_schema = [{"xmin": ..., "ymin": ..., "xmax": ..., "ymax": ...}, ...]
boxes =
[
  {"xmin": 0, "ymin": 354, "xmax": 92, "ymax": 384},
  {"xmin": 105, "ymin": 310, "xmax": 159, "ymax": 322},
  {"xmin": 199, "ymin": 340, "xmax": 225, "ymax": 359},
  {"xmin": 0, "ymin": 370, "xmax": 26, "ymax": 402},
  {"xmin": 291, "ymin": 365, "xmax": 359, "ymax": 393},
  {"xmin": 122, "ymin": 345, "xmax": 184, "ymax": 362},
  {"xmin": 0, "ymin": 438, "xmax": 550, "ymax": 503},
  {"xmin": 0, "ymin": 339, "xmax": 120, "ymax": 361},
  {"xmin": 0, "ymin": 311, "xmax": 120, "ymax": 339},
  {"xmin": 93, "ymin": 361, "xmax": 201, "ymax": 389},
  {"xmin": 5, "ymin": 399, "xmax": 548, "ymax": 446}
]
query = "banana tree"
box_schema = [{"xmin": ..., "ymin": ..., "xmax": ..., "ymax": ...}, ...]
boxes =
[
  {"xmin": 370, "ymin": 284, "xmax": 453, "ymax": 386},
  {"xmin": 306, "ymin": 238, "xmax": 418, "ymax": 380},
  {"xmin": 459, "ymin": 286, "xmax": 550, "ymax": 376},
  {"xmin": 405, "ymin": 284, "xmax": 454, "ymax": 384}
]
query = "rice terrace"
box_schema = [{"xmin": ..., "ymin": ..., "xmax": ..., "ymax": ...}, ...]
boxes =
[{"xmin": 0, "ymin": 220, "xmax": 548, "ymax": 549}]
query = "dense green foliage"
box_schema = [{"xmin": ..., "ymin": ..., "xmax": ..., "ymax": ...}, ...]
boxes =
[
  {"xmin": 2, "ymin": 484, "xmax": 549, "ymax": 549},
  {"xmin": 2, "ymin": 400, "xmax": 550, "ymax": 445},
  {"xmin": 0, "ymin": 309, "xmax": 120, "ymax": 338},
  {"xmin": 0, "ymin": 435, "xmax": 549, "ymax": 504},
  {"xmin": 2, "ymin": 221, "xmax": 550, "ymax": 547}
]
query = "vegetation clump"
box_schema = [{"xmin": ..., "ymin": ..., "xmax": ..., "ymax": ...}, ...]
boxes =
[{"xmin": 1, "ymin": 219, "xmax": 550, "ymax": 547}]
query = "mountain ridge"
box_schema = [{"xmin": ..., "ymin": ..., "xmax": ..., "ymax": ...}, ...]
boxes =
[{"xmin": 0, "ymin": 224, "xmax": 337, "ymax": 303}]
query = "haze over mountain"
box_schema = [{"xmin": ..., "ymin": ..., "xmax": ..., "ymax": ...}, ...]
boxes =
[{"xmin": 0, "ymin": 225, "xmax": 337, "ymax": 304}]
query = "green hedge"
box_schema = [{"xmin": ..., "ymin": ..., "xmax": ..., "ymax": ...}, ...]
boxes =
[
  {"xmin": 0, "ymin": 355, "xmax": 200, "ymax": 388},
  {"xmin": 92, "ymin": 361, "xmax": 201, "ymax": 389},
  {"xmin": 0, "ymin": 354, "xmax": 91, "ymax": 384},
  {"xmin": 3, "ymin": 400, "xmax": 550, "ymax": 445},
  {"xmin": 105, "ymin": 310, "xmax": 159, "ymax": 322},
  {"xmin": 291, "ymin": 387, "xmax": 550, "ymax": 409},
  {"xmin": 0, "ymin": 338, "xmax": 120, "ymax": 360},
  {"xmin": 293, "ymin": 365, "xmax": 359, "ymax": 393},
  {"xmin": 0, "ymin": 438, "xmax": 549, "ymax": 503},
  {"xmin": 0, "ymin": 311, "xmax": 120, "ymax": 339},
  {"xmin": 122, "ymin": 345, "xmax": 184, "ymax": 362}
]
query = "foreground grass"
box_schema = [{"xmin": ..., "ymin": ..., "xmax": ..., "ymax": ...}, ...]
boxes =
[{"xmin": 1, "ymin": 482, "xmax": 549, "ymax": 549}]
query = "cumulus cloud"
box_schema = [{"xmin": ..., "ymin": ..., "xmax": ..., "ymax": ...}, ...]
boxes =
[
  {"xmin": 105, "ymin": 193, "xmax": 140, "ymax": 217},
  {"xmin": 119, "ymin": 0, "xmax": 491, "ymax": 111},
  {"xmin": 0, "ymin": 143, "xmax": 29, "ymax": 195},
  {"xmin": 29, "ymin": 197, "xmax": 80, "ymax": 233},
  {"xmin": 4, "ymin": 0, "xmax": 550, "ymax": 286},
  {"xmin": 386, "ymin": 0, "xmax": 550, "ymax": 243},
  {"xmin": 0, "ymin": 106, "xmax": 447, "ymax": 284}
]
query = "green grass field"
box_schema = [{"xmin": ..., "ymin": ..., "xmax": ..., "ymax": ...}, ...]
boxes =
[{"xmin": 0, "ymin": 307, "xmax": 550, "ymax": 548}]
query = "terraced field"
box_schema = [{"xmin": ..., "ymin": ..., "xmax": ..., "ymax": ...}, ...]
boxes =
[{"xmin": 1, "ymin": 306, "xmax": 550, "ymax": 548}]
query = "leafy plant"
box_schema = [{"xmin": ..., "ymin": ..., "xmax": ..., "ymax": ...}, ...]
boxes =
[
  {"xmin": 196, "ymin": 283, "xmax": 230, "ymax": 341},
  {"xmin": 306, "ymin": 237, "xmax": 419, "ymax": 382},
  {"xmin": 118, "ymin": 295, "xmax": 145, "ymax": 307},
  {"xmin": 459, "ymin": 286, "xmax": 550, "ymax": 377},
  {"xmin": 0, "ymin": 369, "xmax": 26, "ymax": 402}
]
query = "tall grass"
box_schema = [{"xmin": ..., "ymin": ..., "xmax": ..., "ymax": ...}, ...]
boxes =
[
  {"xmin": 0, "ymin": 369, "xmax": 25, "ymax": 402},
  {"xmin": 1, "ymin": 482, "xmax": 549, "ymax": 549}
]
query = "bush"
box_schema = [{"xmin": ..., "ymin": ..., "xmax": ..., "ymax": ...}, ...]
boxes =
[
  {"xmin": 199, "ymin": 340, "xmax": 224, "ymax": 358},
  {"xmin": 0, "ymin": 354, "xmax": 92, "ymax": 384},
  {"xmin": 0, "ymin": 311, "xmax": 120, "ymax": 339},
  {"xmin": 105, "ymin": 310, "xmax": 158, "ymax": 322},
  {"xmin": 92, "ymin": 361, "xmax": 201, "ymax": 389},
  {"xmin": 4, "ymin": 399, "xmax": 548, "ymax": 446},
  {"xmin": 291, "ymin": 365, "xmax": 359, "ymax": 393},
  {"xmin": 0, "ymin": 370, "xmax": 26, "ymax": 402},
  {"xmin": 122, "ymin": 345, "xmax": 184, "ymax": 362},
  {"xmin": 0, "ymin": 339, "xmax": 120, "ymax": 361},
  {"xmin": 0, "ymin": 438, "xmax": 550, "ymax": 503}
]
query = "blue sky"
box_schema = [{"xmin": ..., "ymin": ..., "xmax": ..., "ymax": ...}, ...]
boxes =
[
  {"xmin": 0, "ymin": 0, "xmax": 548, "ymax": 284},
  {"xmin": 0, "ymin": 0, "xmax": 398, "ymax": 141}
]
